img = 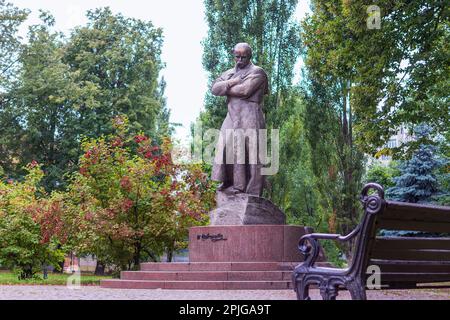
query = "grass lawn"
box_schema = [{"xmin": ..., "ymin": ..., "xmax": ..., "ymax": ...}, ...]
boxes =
[{"xmin": 0, "ymin": 271, "xmax": 111, "ymax": 286}]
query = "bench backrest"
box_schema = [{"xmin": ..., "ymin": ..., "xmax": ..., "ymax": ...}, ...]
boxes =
[{"xmin": 351, "ymin": 184, "xmax": 450, "ymax": 287}]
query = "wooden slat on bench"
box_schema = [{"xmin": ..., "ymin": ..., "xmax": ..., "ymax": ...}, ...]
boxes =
[
  {"xmin": 370, "ymin": 259, "xmax": 450, "ymax": 273},
  {"xmin": 371, "ymin": 249, "xmax": 450, "ymax": 261},
  {"xmin": 385, "ymin": 201, "xmax": 450, "ymax": 214},
  {"xmin": 374, "ymin": 237, "xmax": 450, "ymax": 250},
  {"xmin": 382, "ymin": 201, "xmax": 450, "ymax": 223},
  {"xmin": 376, "ymin": 219, "xmax": 450, "ymax": 233},
  {"xmin": 378, "ymin": 273, "xmax": 450, "ymax": 283}
]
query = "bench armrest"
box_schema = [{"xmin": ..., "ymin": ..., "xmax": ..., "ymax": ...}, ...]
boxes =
[
  {"xmin": 297, "ymin": 183, "xmax": 384, "ymax": 268},
  {"xmin": 298, "ymin": 225, "xmax": 361, "ymax": 268}
]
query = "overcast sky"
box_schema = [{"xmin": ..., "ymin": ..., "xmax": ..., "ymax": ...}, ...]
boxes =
[{"xmin": 11, "ymin": 0, "xmax": 310, "ymax": 140}]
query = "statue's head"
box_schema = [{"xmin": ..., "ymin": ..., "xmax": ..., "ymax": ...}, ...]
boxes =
[{"xmin": 233, "ymin": 43, "xmax": 252, "ymax": 69}]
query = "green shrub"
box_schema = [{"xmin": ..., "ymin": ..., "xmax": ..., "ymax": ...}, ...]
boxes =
[{"xmin": 0, "ymin": 163, "xmax": 65, "ymax": 279}]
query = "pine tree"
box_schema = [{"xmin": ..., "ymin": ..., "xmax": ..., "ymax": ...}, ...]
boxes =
[{"xmin": 387, "ymin": 125, "xmax": 444, "ymax": 203}]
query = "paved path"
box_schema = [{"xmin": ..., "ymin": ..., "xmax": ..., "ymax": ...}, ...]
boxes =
[{"xmin": 0, "ymin": 285, "xmax": 448, "ymax": 300}]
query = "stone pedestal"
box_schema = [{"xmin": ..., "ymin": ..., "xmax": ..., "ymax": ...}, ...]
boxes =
[
  {"xmin": 189, "ymin": 225, "xmax": 316, "ymax": 262},
  {"xmin": 209, "ymin": 190, "xmax": 286, "ymax": 225},
  {"xmin": 101, "ymin": 194, "xmax": 329, "ymax": 290}
]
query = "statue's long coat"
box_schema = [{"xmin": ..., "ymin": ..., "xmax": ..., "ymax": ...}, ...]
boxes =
[{"xmin": 210, "ymin": 62, "xmax": 269, "ymax": 196}]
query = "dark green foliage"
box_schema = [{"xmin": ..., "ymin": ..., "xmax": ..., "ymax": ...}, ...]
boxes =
[
  {"xmin": 63, "ymin": 7, "xmax": 165, "ymax": 139},
  {"xmin": 299, "ymin": 0, "xmax": 449, "ymax": 250},
  {"xmin": 0, "ymin": 0, "xmax": 29, "ymax": 88},
  {"xmin": 300, "ymin": 66, "xmax": 366, "ymax": 245},
  {"xmin": 7, "ymin": 12, "xmax": 83, "ymax": 189},
  {"xmin": 0, "ymin": 165, "xmax": 65, "ymax": 278},
  {"xmin": 303, "ymin": 0, "xmax": 449, "ymax": 157},
  {"xmin": 0, "ymin": 1, "xmax": 29, "ymax": 178},
  {"xmin": 433, "ymin": 131, "xmax": 450, "ymax": 206},
  {"xmin": 271, "ymin": 94, "xmax": 323, "ymax": 228},
  {"xmin": 365, "ymin": 161, "xmax": 400, "ymax": 190}
]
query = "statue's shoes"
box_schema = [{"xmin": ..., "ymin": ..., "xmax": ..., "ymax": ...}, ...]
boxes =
[
  {"xmin": 229, "ymin": 187, "xmax": 245, "ymax": 195},
  {"xmin": 217, "ymin": 182, "xmax": 232, "ymax": 191}
]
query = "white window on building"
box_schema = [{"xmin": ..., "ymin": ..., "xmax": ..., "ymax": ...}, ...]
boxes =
[{"xmin": 387, "ymin": 139, "xmax": 397, "ymax": 149}]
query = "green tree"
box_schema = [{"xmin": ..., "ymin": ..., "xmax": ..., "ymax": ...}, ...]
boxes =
[
  {"xmin": 302, "ymin": 0, "xmax": 449, "ymax": 240},
  {"xmin": 62, "ymin": 117, "xmax": 215, "ymax": 274},
  {"xmin": 435, "ymin": 131, "xmax": 450, "ymax": 205},
  {"xmin": 303, "ymin": 0, "xmax": 448, "ymax": 157},
  {"xmin": 387, "ymin": 125, "xmax": 447, "ymax": 203},
  {"xmin": 0, "ymin": 0, "xmax": 29, "ymax": 88},
  {"xmin": 1, "ymin": 8, "xmax": 168, "ymax": 191},
  {"xmin": 6, "ymin": 11, "xmax": 89, "ymax": 190},
  {"xmin": 0, "ymin": 0, "xmax": 29, "ymax": 177},
  {"xmin": 271, "ymin": 94, "xmax": 324, "ymax": 227},
  {"xmin": 63, "ymin": 7, "xmax": 166, "ymax": 140},
  {"xmin": 0, "ymin": 163, "xmax": 65, "ymax": 279},
  {"xmin": 365, "ymin": 161, "xmax": 400, "ymax": 190}
]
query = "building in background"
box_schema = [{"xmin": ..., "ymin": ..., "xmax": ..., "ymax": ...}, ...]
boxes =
[{"xmin": 378, "ymin": 127, "xmax": 414, "ymax": 165}]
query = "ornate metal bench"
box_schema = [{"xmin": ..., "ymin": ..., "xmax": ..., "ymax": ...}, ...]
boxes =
[{"xmin": 292, "ymin": 183, "xmax": 450, "ymax": 300}]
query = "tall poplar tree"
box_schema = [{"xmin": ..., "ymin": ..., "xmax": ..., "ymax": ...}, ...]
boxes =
[
  {"xmin": 199, "ymin": 1, "xmax": 337, "ymax": 230},
  {"xmin": 200, "ymin": 0, "xmax": 301, "ymax": 130}
]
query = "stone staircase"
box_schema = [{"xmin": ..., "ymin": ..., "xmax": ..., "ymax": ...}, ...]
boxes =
[
  {"xmin": 101, "ymin": 225, "xmax": 328, "ymax": 290},
  {"xmin": 101, "ymin": 262, "xmax": 299, "ymax": 290}
]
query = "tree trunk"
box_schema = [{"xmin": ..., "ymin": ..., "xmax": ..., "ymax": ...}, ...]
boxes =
[
  {"xmin": 339, "ymin": 80, "xmax": 357, "ymax": 256},
  {"xmin": 57, "ymin": 259, "xmax": 65, "ymax": 273},
  {"xmin": 19, "ymin": 265, "xmax": 34, "ymax": 280},
  {"xmin": 94, "ymin": 260, "xmax": 105, "ymax": 276},
  {"xmin": 144, "ymin": 249, "xmax": 159, "ymax": 262},
  {"xmin": 132, "ymin": 242, "xmax": 142, "ymax": 270},
  {"xmin": 166, "ymin": 247, "xmax": 173, "ymax": 262}
]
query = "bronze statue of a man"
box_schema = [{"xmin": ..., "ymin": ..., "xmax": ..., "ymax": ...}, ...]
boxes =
[{"xmin": 211, "ymin": 43, "xmax": 269, "ymax": 196}]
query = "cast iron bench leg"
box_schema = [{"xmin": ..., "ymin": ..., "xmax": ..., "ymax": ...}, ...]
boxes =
[
  {"xmin": 295, "ymin": 281, "xmax": 311, "ymax": 300},
  {"xmin": 319, "ymin": 282, "xmax": 339, "ymax": 300},
  {"xmin": 348, "ymin": 281, "xmax": 367, "ymax": 300}
]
